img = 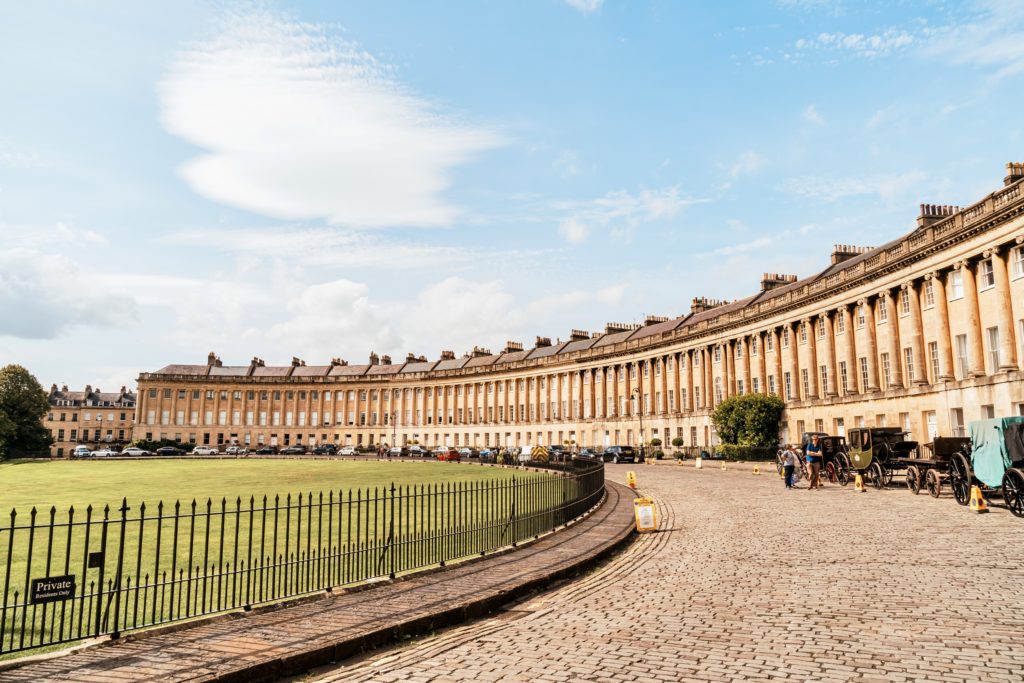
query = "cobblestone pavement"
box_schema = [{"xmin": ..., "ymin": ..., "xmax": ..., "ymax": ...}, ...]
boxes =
[{"xmin": 302, "ymin": 462, "xmax": 1024, "ymax": 683}]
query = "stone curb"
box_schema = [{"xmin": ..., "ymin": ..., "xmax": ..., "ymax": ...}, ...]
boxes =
[{"xmin": 0, "ymin": 482, "xmax": 637, "ymax": 683}]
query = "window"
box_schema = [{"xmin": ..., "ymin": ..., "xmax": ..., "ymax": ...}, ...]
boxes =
[
  {"xmin": 839, "ymin": 361, "xmax": 849, "ymax": 394},
  {"xmin": 881, "ymin": 353, "xmax": 892, "ymax": 389},
  {"xmin": 900, "ymin": 412, "xmax": 911, "ymax": 432},
  {"xmin": 766, "ymin": 334, "xmax": 774, "ymax": 352},
  {"xmin": 948, "ymin": 270, "xmax": 964, "ymax": 299},
  {"xmin": 980, "ymin": 259, "xmax": 995, "ymax": 289},
  {"xmin": 736, "ymin": 344, "xmax": 742, "ymax": 358},
  {"xmin": 857, "ymin": 305, "xmax": 866, "ymax": 327},
  {"xmin": 900, "ymin": 288, "xmax": 910, "ymax": 315},
  {"xmin": 783, "ymin": 372, "xmax": 792, "ymax": 400},
  {"xmin": 878, "ymin": 299, "xmax": 888, "ymax": 323},
  {"xmin": 801, "ymin": 369, "xmax": 809, "ymax": 397},
  {"xmin": 1013, "ymin": 246, "xmax": 1024, "ymax": 278},
  {"xmin": 858, "ymin": 358, "xmax": 869, "ymax": 392},
  {"xmin": 923, "ymin": 280, "xmax": 935, "ymax": 308},
  {"xmin": 751, "ymin": 337, "xmax": 758, "ymax": 354},
  {"xmin": 819, "ymin": 365, "xmax": 828, "ymax": 394},
  {"xmin": 736, "ymin": 380, "xmax": 744, "ymax": 395},
  {"xmin": 982, "ymin": 404, "xmax": 996, "ymax": 420},
  {"xmin": 928, "ymin": 341, "xmax": 940, "ymax": 381},
  {"xmin": 835, "ymin": 313, "xmax": 845, "ymax": 334},
  {"xmin": 752, "ymin": 377, "xmax": 760, "ymax": 393},
  {"xmin": 800, "ymin": 322, "xmax": 808, "ymax": 344},
  {"xmin": 714, "ymin": 377, "xmax": 722, "ymax": 404},
  {"xmin": 903, "ymin": 347, "xmax": 915, "ymax": 385},
  {"xmin": 783, "ymin": 328, "xmax": 790, "ymax": 348},
  {"xmin": 986, "ymin": 326, "xmax": 1001, "ymax": 371},
  {"xmin": 950, "ymin": 408, "xmax": 965, "ymax": 436},
  {"xmin": 714, "ymin": 347, "xmax": 721, "ymax": 363},
  {"xmin": 955, "ymin": 334, "xmax": 969, "ymax": 378},
  {"xmin": 768, "ymin": 375, "xmax": 776, "ymax": 395},
  {"xmin": 817, "ymin": 318, "xmax": 826, "ymax": 338}
]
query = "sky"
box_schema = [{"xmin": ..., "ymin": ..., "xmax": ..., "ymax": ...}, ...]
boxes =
[{"xmin": 2, "ymin": 0, "xmax": 1024, "ymax": 392}]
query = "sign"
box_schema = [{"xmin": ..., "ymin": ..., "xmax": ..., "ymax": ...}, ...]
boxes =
[
  {"xmin": 633, "ymin": 497, "xmax": 657, "ymax": 533},
  {"xmin": 626, "ymin": 471, "xmax": 637, "ymax": 489},
  {"xmin": 531, "ymin": 445, "xmax": 549, "ymax": 463},
  {"xmin": 31, "ymin": 575, "xmax": 76, "ymax": 604}
]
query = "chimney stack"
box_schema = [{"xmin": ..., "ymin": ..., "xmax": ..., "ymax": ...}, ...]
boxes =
[
  {"xmin": 504, "ymin": 341, "xmax": 524, "ymax": 353},
  {"xmin": 381, "ymin": 354, "xmax": 392, "ymax": 365},
  {"xmin": 690, "ymin": 297, "xmax": 728, "ymax": 315},
  {"xmin": 569, "ymin": 329, "xmax": 590, "ymax": 341},
  {"xmin": 916, "ymin": 204, "xmax": 960, "ymax": 229},
  {"xmin": 440, "ymin": 350, "xmax": 456, "ymax": 360},
  {"xmin": 759, "ymin": 274, "xmax": 799, "ymax": 291},
  {"xmin": 369, "ymin": 352, "xmax": 380, "ymax": 366},
  {"xmin": 330, "ymin": 357, "xmax": 348, "ymax": 367},
  {"xmin": 535, "ymin": 336, "xmax": 551, "ymax": 348},
  {"xmin": 644, "ymin": 315, "xmax": 669, "ymax": 326},
  {"xmin": 468, "ymin": 346, "xmax": 491, "ymax": 357},
  {"xmin": 1005, "ymin": 162, "xmax": 1024, "ymax": 187},
  {"xmin": 84, "ymin": 384, "xmax": 92, "ymax": 394}
]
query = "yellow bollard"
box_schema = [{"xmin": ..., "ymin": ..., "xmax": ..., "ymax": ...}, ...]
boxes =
[
  {"xmin": 968, "ymin": 485, "xmax": 989, "ymax": 513},
  {"xmin": 752, "ymin": 464, "xmax": 760, "ymax": 475},
  {"xmin": 626, "ymin": 471, "xmax": 637, "ymax": 489},
  {"xmin": 854, "ymin": 472, "xmax": 866, "ymax": 492},
  {"xmin": 695, "ymin": 457, "xmax": 703, "ymax": 470},
  {"xmin": 720, "ymin": 462, "xmax": 727, "ymax": 471}
]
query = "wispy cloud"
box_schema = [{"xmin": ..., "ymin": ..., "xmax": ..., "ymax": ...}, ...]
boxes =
[
  {"xmin": 564, "ymin": 0, "xmax": 603, "ymax": 14},
  {"xmin": 802, "ymin": 104, "xmax": 824, "ymax": 125},
  {"xmin": 794, "ymin": 29, "xmax": 915, "ymax": 58},
  {"xmin": 730, "ymin": 151, "xmax": 766, "ymax": 178},
  {"xmin": 776, "ymin": 170, "xmax": 928, "ymax": 202},
  {"xmin": 158, "ymin": 7, "xmax": 504, "ymax": 228},
  {"xmin": 553, "ymin": 187, "xmax": 704, "ymax": 243},
  {"xmin": 922, "ymin": 0, "xmax": 1024, "ymax": 79}
]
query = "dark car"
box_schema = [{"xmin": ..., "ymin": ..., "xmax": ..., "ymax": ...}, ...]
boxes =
[
  {"xmin": 155, "ymin": 446, "xmax": 185, "ymax": 456},
  {"xmin": 408, "ymin": 445, "xmax": 430, "ymax": 457},
  {"xmin": 280, "ymin": 445, "xmax": 306, "ymax": 455},
  {"xmin": 578, "ymin": 447, "xmax": 600, "ymax": 460},
  {"xmin": 255, "ymin": 445, "xmax": 279, "ymax": 455},
  {"xmin": 312, "ymin": 444, "xmax": 337, "ymax": 455},
  {"xmin": 547, "ymin": 445, "xmax": 569, "ymax": 462},
  {"xmin": 602, "ymin": 446, "xmax": 639, "ymax": 464},
  {"xmin": 388, "ymin": 446, "xmax": 411, "ymax": 457}
]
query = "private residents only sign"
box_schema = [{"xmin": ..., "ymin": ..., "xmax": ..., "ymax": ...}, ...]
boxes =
[{"xmin": 31, "ymin": 575, "xmax": 76, "ymax": 604}]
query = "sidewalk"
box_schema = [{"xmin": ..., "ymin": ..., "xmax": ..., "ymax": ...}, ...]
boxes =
[{"xmin": 0, "ymin": 482, "xmax": 636, "ymax": 683}]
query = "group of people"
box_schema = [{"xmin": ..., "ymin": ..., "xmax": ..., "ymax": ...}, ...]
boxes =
[{"xmin": 779, "ymin": 434, "xmax": 824, "ymax": 490}]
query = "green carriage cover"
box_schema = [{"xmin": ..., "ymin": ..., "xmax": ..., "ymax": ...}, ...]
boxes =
[{"xmin": 968, "ymin": 417, "xmax": 1024, "ymax": 488}]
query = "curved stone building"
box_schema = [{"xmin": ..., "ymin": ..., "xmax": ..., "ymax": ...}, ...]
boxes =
[{"xmin": 134, "ymin": 163, "xmax": 1024, "ymax": 452}]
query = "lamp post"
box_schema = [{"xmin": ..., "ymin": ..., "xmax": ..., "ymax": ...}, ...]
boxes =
[{"xmin": 631, "ymin": 387, "xmax": 645, "ymax": 457}]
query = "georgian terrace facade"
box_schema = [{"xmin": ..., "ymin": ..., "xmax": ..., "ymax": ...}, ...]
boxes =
[{"xmin": 134, "ymin": 163, "xmax": 1024, "ymax": 452}]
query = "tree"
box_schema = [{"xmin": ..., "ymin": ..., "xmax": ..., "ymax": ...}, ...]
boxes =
[
  {"xmin": 0, "ymin": 365, "xmax": 53, "ymax": 458},
  {"xmin": 711, "ymin": 393, "xmax": 786, "ymax": 448},
  {"xmin": 671, "ymin": 436, "xmax": 685, "ymax": 448}
]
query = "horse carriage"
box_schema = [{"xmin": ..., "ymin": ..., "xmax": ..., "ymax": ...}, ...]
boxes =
[
  {"xmin": 847, "ymin": 427, "xmax": 919, "ymax": 489},
  {"xmin": 947, "ymin": 417, "xmax": 1024, "ymax": 516},
  {"xmin": 900, "ymin": 436, "xmax": 971, "ymax": 496},
  {"xmin": 776, "ymin": 433, "xmax": 852, "ymax": 485}
]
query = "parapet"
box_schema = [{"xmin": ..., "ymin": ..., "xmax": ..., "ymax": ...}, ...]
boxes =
[{"xmin": 1005, "ymin": 162, "xmax": 1024, "ymax": 187}]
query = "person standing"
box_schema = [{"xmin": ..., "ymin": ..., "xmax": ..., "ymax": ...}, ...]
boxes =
[
  {"xmin": 805, "ymin": 434, "xmax": 823, "ymax": 489},
  {"xmin": 782, "ymin": 445, "xmax": 799, "ymax": 489}
]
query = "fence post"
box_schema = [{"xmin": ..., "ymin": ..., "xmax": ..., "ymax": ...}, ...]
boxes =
[
  {"xmin": 109, "ymin": 499, "xmax": 129, "ymax": 639},
  {"xmin": 94, "ymin": 505, "xmax": 110, "ymax": 638}
]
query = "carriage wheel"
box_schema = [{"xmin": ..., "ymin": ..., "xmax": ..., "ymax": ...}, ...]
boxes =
[
  {"xmin": 1001, "ymin": 469, "xmax": 1024, "ymax": 518},
  {"xmin": 837, "ymin": 453, "xmax": 851, "ymax": 487},
  {"xmin": 949, "ymin": 452, "xmax": 972, "ymax": 506},
  {"xmin": 906, "ymin": 465, "xmax": 921, "ymax": 495},
  {"xmin": 823, "ymin": 462, "xmax": 837, "ymax": 484},
  {"xmin": 868, "ymin": 461, "xmax": 885, "ymax": 489},
  {"xmin": 881, "ymin": 465, "xmax": 894, "ymax": 487},
  {"xmin": 925, "ymin": 468, "xmax": 942, "ymax": 498}
]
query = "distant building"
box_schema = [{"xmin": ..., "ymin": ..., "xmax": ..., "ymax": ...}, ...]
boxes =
[
  {"xmin": 134, "ymin": 162, "xmax": 1024, "ymax": 451},
  {"xmin": 44, "ymin": 385, "xmax": 137, "ymax": 457}
]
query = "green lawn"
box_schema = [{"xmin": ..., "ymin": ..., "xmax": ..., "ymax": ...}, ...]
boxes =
[
  {"xmin": 0, "ymin": 458, "xmax": 514, "ymax": 512},
  {"xmin": 0, "ymin": 458, "xmax": 571, "ymax": 657}
]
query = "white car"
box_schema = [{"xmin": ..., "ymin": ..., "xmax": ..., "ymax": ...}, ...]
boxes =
[
  {"xmin": 92, "ymin": 448, "xmax": 116, "ymax": 457},
  {"xmin": 121, "ymin": 447, "xmax": 151, "ymax": 456},
  {"xmin": 72, "ymin": 446, "xmax": 92, "ymax": 458},
  {"xmin": 224, "ymin": 446, "xmax": 248, "ymax": 455},
  {"xmin": 338, "ymin": 446, "xmax": 357, "ymax": 456},
  {"xmin": 191, "ymin": 446, "xmax": 219, "ymax": 455}
]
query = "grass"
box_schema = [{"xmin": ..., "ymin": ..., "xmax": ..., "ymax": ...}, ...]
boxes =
[{"xmin": 0, "ymin": 458, "xmax": 575, "ymax": 658}]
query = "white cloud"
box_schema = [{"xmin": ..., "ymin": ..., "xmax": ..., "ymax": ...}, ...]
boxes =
[
  {"xmin": 158, "ymin": 8, "xmax": 504, "ymax": 228},
  {"xmin": 564, "ymin": 0, "xmax": 603, "ymax": 14},
  {"xmin": 921, "ymin": 1, "xmax": 1024, "ymax": 79},
  {"xmin": 802, "ymin": 104, "xmax": 824, "ymax": 125},
  {"xmin": 776, "ymin": 170, "xmax": 928, "ymax": 202},
  {"xmin": 558, "ymin": 218, "xmax": 589, "ymax": 244},
  {"xmin": 794, "ymin": 29, "xmax": 915, "ymax": 58},
  {"xmin": 730, "ymin": 151, "xmax": 766, "ymax": 178},
  {"xmin": 553, "ymin": 150, "xmax": 581, "ymax": 177},
  {"xmin": 0, "ymin": 248, "xmax": 138, "ymax": 339}
]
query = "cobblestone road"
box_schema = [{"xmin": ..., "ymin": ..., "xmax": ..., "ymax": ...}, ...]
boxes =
[{"xmin": 300, "ymin": 462, "xmax": 1024, "ymax": 683}]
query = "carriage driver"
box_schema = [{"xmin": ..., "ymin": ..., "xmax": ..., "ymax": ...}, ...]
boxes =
[{"xmin": 804, "ymin": 434, "xmax": 823, "ymax": 490}]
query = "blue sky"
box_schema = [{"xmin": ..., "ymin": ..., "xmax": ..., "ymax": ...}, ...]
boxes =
[{"xmin": 2, "ymin": 0, "xmax": 1023, "ymax": 391}]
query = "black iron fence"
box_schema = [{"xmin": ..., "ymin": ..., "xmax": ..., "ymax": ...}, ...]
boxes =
[{"xmin": 0, "ymin": 460, "xmax": 604, "ymax": 656}]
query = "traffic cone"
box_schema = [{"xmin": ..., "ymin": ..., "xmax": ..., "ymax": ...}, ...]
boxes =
[
  {"xmin": 752, "ymin": 464, "xmax": 760, "ymax": 475},
  {"xmin": 968, "ymin": 485, "xmax": 989, "ymax": 513},
  {"xmin": 854, "ymin": 473, "xmax": 866, "ymax": 492}
]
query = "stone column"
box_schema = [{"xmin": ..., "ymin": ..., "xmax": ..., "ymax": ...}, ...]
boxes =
[
  {"xmin": 986, "ymin": 246, "xmax": 1020, "ymax": 370},
  {"xmin": 880, "ymin": 290, "xmax": 903, "ymax": 388},
  {"xmin": 673, "ymin": 353, "xmax": 682, "ymax": 414},
  {"xmin": 804, "ymin": 318, "xmax": 819, "ymax": 398},
  {"xmin": 742, "ymin": 336, "xmax": 752, "ymax": 394},
  {"xmin": 820, "ymin": 312, "xmax": 838, "ymax": 397},
  {"xmin": 704, "ymin": 347, "xmax": 714, "ymax": 409},
  {"xmin": 903, "ymin": 280, "xmax": 928, "ymax": 385},
  {"xmin": 684, "ymin": 350, "xmax": 694, "ymax": 411},
  {"xmin": 661, "ymin": 356, "xmax": 669, "ymax": 414},
  {"xmin": 611, "ymin": 365, "xmax": 620, "ymax": 418},
  {"xmin": 788, "ymin": 322, "xmax": 801, "ymax": 401},
  {"xmin": 925, "ymin": 271, "xmax": 955, "ymax": 380},
  {"xmin": 726, "ymin": 341, "xmax": 736, "ymax": 397},
  {"xmin": 860, "ymin": 298, "xmax": 880, "ymax": 391},
  {"xmin": 840, "ymin": 305, "xmax": 858, "ymax": 395},
  {"xmin": 756, "ymin": 332, "xmax": 767, "ymax": 394},
  {"xmin": 771, "ymin": 327, "xmax": 783, "ymax": 397},
  {"xmin": 956, "ymin": 259, "xmax": 986, "ymax": 377}
]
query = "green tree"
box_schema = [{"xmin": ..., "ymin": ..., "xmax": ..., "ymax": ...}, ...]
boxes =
[
  {"xmin": 711, "ymin": 393, "xmax": 785, "ymax": 448},
  {"xmin": 0, "ymin": 365, "xmax": 53, "ymax": 458},
  {"xmin": 671, "ymin": 436, "xmax": 685, "ymax": 448}
]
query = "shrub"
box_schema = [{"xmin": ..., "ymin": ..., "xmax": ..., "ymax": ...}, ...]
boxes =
[
  {"xmin": 671, "ymin": 437, "xmax": 685, "ymax": 448},
  {"xmin": 711, "ymin": 393, "xmax": 786, "ymax": 448}
]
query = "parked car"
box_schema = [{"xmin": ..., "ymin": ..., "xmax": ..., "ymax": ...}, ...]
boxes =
[
  {"xmin": 338, "ymin": 445, "xmax": 357, "ymax": 456},
  {"xmin": 435, "ymin": 447, "xmax": 460, "ymax": 462},
  {"xmin": 408, "ymin": 445, "xmax": 430, "ymax": 457},
  {"xmin": 601, "ymin": 446, "xmax": 639, "ymax": 464},
  {"xmin": 254, "ymin": 445, "xmax": 278, "ymax": 455},
  {"xmin": 72, "ymin": 445, "xmax": 93, "ymax": 458},
  {"xmin": 312, "ymin": 444, "xmax": 337, "ymax": 455},
  {"xmin": 191, "ymin": 446, "xmax": 219, "ymax": 455},
  {"xmin": 155, "ymin": 446, "xmax": 185, "ymax": 456},
  {"xmin": 459, "ymin": 448, "xmax": 480, "ymax": 459},
  {"xmin": 578, "ymin": 447, "xmax": 600, "ymax": 460},
  {"xmin": 279, "ymin": 445, "xmax": 306, "ymax": 455},
  {"xmin": 547, "ymin": 445, "xmax": 569, "ymax": 462},
  {"xmin": 121, "ymin": 446, "xmax": 151, "ymax": 457},
  {"xmin": 224, "ymin": 446, "xmax": 249, "ymax": 456},
  {"xmin": 92, "ymin": 448, "xmax": 116, "ymax": 457},
  {"xmin": 388, "ymin": 446, "xmax": 411, "ymax": 457}
]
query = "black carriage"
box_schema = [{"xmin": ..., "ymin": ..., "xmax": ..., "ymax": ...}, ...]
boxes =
[
  {"xmin": 947, "ymin": 417, "xmax": 1024, "ymax": 516},
  {"xmin": 900, "ymin": 436, "xmax": 971, "ymax": 496},
  {"xmin": 802, "ymin": 433, "xmax": 852, "ymax": 486},
  {"xmin": 847, "ymin": 427, "xmax": 919, "ymax": 489}
]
